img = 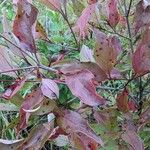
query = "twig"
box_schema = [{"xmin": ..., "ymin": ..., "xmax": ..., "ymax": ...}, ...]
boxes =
[
  {"xmin": 123, "ymin": 0, "xmax": 134, "ymax": 53},
  {"xmin": 89, "ymin": 22, "xmax": 130, "ymax": 40},
  {"xmin": 0, "ymin": 34, "xmax": 37, "ymax": 63},
  {"xmin": 0, "ymin": 66, "xmax": 37, "ymax": 74}
]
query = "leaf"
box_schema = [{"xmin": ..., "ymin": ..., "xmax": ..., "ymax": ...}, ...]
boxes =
[
  {"xmin": 108, "ymin": 0, "xmax": 120, "ymax": 27},
  {"xmin": 132, "ymin": 28, "xmax": 150, "ymax": 75},
  {"xmin": 2, "ymin": 77, "xmax": 27, "ymax": 100},
  {"xmin": 0, "ymin": 139, "xmax": 23, "ymax": 150},
  {"xmin": 57, "ymin": 109, "xmax": 104, "ymax": 147},
  {"xmin": 94, "ymin": 29, "xmax": 118, "ymax": 74},
  {"xmin": 143, "ymin": 0, "xmax": 150, "ymax": 8},
  {"xmin": 33, "ymin": 21, "xmax": 48, "ymax": 40},
  {"xmin": 0, "ymin": 103, "xmax": 19, "ymax": 111},
  {"xmin": 76, "ymin": 3, "xmax": 96, "ymax": 38},
  {"xmin": 80, "ymin": 45, "xmax": 95, "ymax": 62},
  {"xmin": 13, "ymin": 0, "xmax": 38, "ymax": 53},
  {"xmin": 64, "ymin": 70, "xmax": 106, "ymax": 106},
  {"xmin": 41, "ymin": 78, "xmax": 59, "ymax": 99},
  {"xmin": 17, "ymin": 122, "xmax": 53, "ymax": 150},
  {"xmin": 134, "ymin": 1, "xmax": 150, "ymax": 33},
  {"xmin": 122, "ymin": 130, "xmax": 144, "ymax": 150},
  {"xmin": 138, "ymin": 106, "xmax": 150, "ymax": 130},
  {"xmin": 0, "ymin": 46, "xmax": 18, "ymax": 77},
  {"xmin": 2, "ymin": 10, "xmax": 24, "ymax": 58},
  {"xmin": 71, "ymin": 132, "xmax": 99, "ymax": 150},
  {"xmin": 72, "ymin": 0, "xmax": 84, "ymax": 16},
  {"xmin": 17, "ymin": 88, "xmax": 44, "ymax": 131},
  {"xmin": 116, "ymin": 88, "xmax": 129, "ymax": 113},
  {"xmin": 55, "ymin": 61, "xmax": 107, "ymax": 82},
  {"xmin": 40, "ymin": 0, "xmax": 61, "ymax": 11}
]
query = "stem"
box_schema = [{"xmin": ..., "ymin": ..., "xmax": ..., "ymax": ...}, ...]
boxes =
[
  {"xmin": 0, "ymin": 66, "xmax": 37, "ymax": 74},
  {"xmin": 123, "ymin": 0, "xmax": 134, "ymax": 53},
  {"xmin": 0, "ymin": 34, "xmax": 37, "ymax": 63},
  {"xmin": 61, "ymin": 11, "xmax": 79, "ymax": 50}
]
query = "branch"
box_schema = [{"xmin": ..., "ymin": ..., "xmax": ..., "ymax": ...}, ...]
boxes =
[
  {"xmin": 0, "ymin": 66, "xmax": 37, "ymax": 74},
  {"xmin": 123, "ymin": 0, "xmax": 134, "ymax": 53}
]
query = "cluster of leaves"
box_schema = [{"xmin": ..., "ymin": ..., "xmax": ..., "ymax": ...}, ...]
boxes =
[{"xmin": 0, "ymin": 0, "xmax": 150, "ymax": 149}]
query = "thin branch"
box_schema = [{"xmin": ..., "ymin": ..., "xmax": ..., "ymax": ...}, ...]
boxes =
[
  {"xmin": 0, "ymin": 66, "xmax": 37, "ymax": 74},
  {"xmin": 0, "ymin": 34, "xmax": 37, "ymax": 63},
  {"xmin": 123, "ymin": 0, "xmax": 134, "ymax": 53},
  {"xmin": 61, "ymin": 11, "xmax": 80, "ymax": 50},
  {"xmin": 89, "ymin": 22, "xmax": 130, "ymax": 40}
]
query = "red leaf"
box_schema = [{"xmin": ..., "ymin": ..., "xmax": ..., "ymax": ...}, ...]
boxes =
[
  {"xmin": 2, "ymin": 77, "xmax": 27, "ymax": 100},
  {"xmin": 17, "ymin": 88, "xmax": 44, "ymax": 131},
  {"xmin": 13, "ymin": 0, "xmax": 38, "ymax": 53},
  {"xmin": 57, "ymin": 109, "xmax": 104, "ymax": 147},
  {"xmin": 134, "ymin": 1, "xmax": 150, "ymax": 33},
  {"xmin": 76, "ymin": 3, "xmax": 96, "ymax": 38},
  {"xmin": 41, "ymin": 78, "xmax": 59, "ymax": 99},
  {"xmin": 108, "ymin": 0, "xmax": 120, "ymax": 27},
  {"xmin": 116, "ymin": 88, "xmax": 129, "ymax": 113},
  {"xmin": 64, "ymin": 70, "xmax": 106, "ymax": 106}
]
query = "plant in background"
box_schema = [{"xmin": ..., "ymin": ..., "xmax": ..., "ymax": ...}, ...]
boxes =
[{"xmin": 0, "ymin": 0, "xmax": 150, "ymax": 149}]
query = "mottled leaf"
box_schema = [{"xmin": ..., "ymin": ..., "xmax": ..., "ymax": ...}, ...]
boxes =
[{"xmin": 108, "ymin": 0, "xmax": 120, "ymax": 27}]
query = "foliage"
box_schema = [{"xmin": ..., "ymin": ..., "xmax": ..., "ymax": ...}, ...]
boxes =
[{"xmin": 0, "ymin": 0, "xmax": 150, "ymax": 149}]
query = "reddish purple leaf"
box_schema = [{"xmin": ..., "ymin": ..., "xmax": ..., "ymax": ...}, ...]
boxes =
[
  {"xmin": 59, "ymin": 61, "xmax": 107, "ymax": 82},
  {"xmin": 2, "ymin": 77, "xmax": 27, "ymax": 100},
  {"xmin": 122, "ymin": 130, "xmax": 144, "ymax": 150},
  {"xmin": 132, "ymin": 44, "xmax": 150, "ymax": 75},
  {"xmin": 40, "ymin": 0, "xmax": 61, "ymax": 11},
  {"xmin": 17, "ymin": 88, "xmax": 44, "ymax": 131},
  {"xmin": 76, "ymin": 3, "xmax": 96, "ymax": 38},
  {"xmin": 13, "ymin": 0, "xmax": 38, "ymax": 53},
  {"xmin": 57, "ymin": 109, "xmax": 104, "ymax": 147},
  {"xmin": 71, "ymin": 132, "xmax": 99, "ymax": 150},
  {"xmin": 108, "ymin": 0, "xmax": 120, "ymax": 27},
  {"xmin": 64, "ymin": 70, "xmax": 106, "ymax": 106},
  {"xmin": 134, "ymin": 1, "xmax": 150, "ymax": 33},
  {"xmin": 41, "ymin": 78, "xmax": 59, "ymax": 99},
  {"xmin": 17, "ymin": 122, "xmax": 53, "ymax": 150}
]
